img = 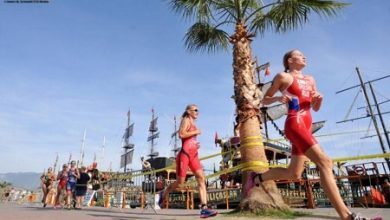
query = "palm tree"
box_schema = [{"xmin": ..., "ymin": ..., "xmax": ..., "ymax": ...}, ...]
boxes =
[{"xmin": 168, "ymin": 0, "xmax": 347, "ymax": 212}]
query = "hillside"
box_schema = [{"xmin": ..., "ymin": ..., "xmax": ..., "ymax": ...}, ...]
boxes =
[{"xmin": 0, "ymin": 172, "xmax": 41, "ymax": 190}]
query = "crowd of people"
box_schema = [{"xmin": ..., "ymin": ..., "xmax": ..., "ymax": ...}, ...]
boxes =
[{"xmin": 40, "ymin": 161, "xmax": 101, "ymax": 209}]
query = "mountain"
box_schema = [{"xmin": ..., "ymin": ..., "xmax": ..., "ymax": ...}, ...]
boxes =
[{"xmin": 0, "ymin": 172, "xmax": 41, "ymax": 190}]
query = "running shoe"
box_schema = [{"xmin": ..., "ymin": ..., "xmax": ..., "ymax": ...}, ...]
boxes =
[
  {"xmin": 350, "ymin": 212, "xmax": 366, "ymax": 220},
  {"xmin": 350, "ymin": 212, "xmax": 383, "ymax": 220},
  {"xmin": 200, "ymin": 208, "xmax": 218, "ymax": 218}
]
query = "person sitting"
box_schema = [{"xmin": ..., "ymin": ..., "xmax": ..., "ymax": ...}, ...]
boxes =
[
  {"xmin": 141, "ymin": 157, "xmax": 151, "ymax": 171},
  {"xmin": 141, "ymin": 157, "xmax": 152, "ymax": 181},
  {"xmin": 383, "ymin": 179, "xmax": 390, "ymax": 205}
]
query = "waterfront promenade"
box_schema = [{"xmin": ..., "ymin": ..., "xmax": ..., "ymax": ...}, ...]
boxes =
[{"xmin": 0, "ymin": 203, "xmax": 388, "ymax": 220}]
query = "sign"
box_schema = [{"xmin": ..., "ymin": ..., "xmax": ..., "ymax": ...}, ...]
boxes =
[
  {"xmin": 206, "ymin": 188, "xmax": 241, "ymax": 203},
  {"xmin": 83, "ymin": 190, "xmax": 96, "ymax": 207},
  {"xmin": 167, "ymin": 188, "xmax": 242, "ymax": 208},
  {"xmin": 168, "ymin": 192, "xmax": 189, "ymax": 208}
]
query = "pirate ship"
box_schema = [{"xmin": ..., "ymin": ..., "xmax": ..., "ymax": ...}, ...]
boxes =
[{"xmin": 107, "ymin": 69, "xmax": 390, "ymax": 210}]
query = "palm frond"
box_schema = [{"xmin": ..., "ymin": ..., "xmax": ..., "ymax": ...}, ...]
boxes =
[
  {"xmin": 169, "ymin": 0, "xmax": 214, "ymax": 22},
  {"xmin": 251, "ymin": 0, "xmax": 347, "ymax": 34},
  {"xmin": 184, "ymin": 22, "xmax": 230, "ymax": 53},
  {"xmin": 242, "ymin": 0, "xmax": 262, "ymax": 15}
]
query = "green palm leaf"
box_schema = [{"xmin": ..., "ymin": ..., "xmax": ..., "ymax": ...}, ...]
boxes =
[
  {"xmin": 251, "ymin": 0, "xmax": 347, "ymax": 34},
  {"xmin": 184, "ymin": 22, "xmax": 230, "ymax": 53}
]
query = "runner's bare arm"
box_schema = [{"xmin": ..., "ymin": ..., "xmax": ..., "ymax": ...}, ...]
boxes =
[
  {"xmin": 179, "ymin": 118, "xmax": 200, "ymax": 139},
  {"xmin": 262, "ymin": 73, "xmax": 290, "ymax": 105},
  {"xmin": 308, "ymin": 76, "xmax": 323, "ymax": 112}
]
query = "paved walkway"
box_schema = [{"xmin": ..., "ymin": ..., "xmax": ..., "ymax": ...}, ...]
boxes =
[{"xmin": 0, "ymin": 202, "xmax": 388, "ymax": 219}]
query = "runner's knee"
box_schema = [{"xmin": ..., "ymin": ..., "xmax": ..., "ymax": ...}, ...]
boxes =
[
  {"xmin": 196, "ymin": 175, "xmax": 205, "ymax": 183},
  {"xmin": 285, "ymin": 167, "xmax": 303, "ymax": 180},
  {"xmin": 316, "ymin": 157, "xmax": 333, "ymax": 171}
]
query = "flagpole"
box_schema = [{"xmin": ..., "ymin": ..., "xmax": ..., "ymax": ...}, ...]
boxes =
[
  {"xmin": 53, "ymin": 153, "xmax": 59, "ymax": 173},
  {"xmin": 101, "ymin": 136, "xmax": 106, "ymax": 170},
  {"xmin": 80, "ymin": 129, "xmax": 86, "ymax": 166},
  {"xmin": 68, "ymin": 153, "xmax": 72, "ymax": 166}
]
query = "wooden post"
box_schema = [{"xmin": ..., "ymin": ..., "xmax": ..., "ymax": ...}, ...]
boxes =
[
  {"xmin": 122, "ymin": 192, "xmax": 126, "ymax": 209},
  {"xmin": 141, "ymin": 192, "xmax": 145, "ymax": 209},
  {"xmin": 186, "ymin": 189, "xmax": 189, "ymax": 209},
  {"xmin": 165, "ymin": 192, "xmax": 169, "ymax": 209},
  {"xmin": 190, "ymin": 190, "xmax": 194, "ymax": 209},
  {"xmin": 305, "ymin": 179, "xmax": 316, "ymax": 209},
  {"xmin": 104, "ymin": 192, "xmax": 111, "ymax": 208},
  {"xmin": 225, "ymin": 189, "xmax": 229, "ymax": 210}
]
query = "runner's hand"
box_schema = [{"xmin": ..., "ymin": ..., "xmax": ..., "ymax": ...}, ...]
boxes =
[
  {"xmin": 311, "ymin": 91, "xmax": 323, "ymax": 102},
  {"xmin": 279, "ymin": 95, "xmax": 290, "ymax": 104}
]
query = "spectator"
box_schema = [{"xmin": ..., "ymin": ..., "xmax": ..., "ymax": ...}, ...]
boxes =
[
  {"xmin": 75, "ymin": 166, "xmax": 90, "ymax": 209},
  {"xmin": 383, "ymin": 178, "xmax": 390, "ymax": 204}
]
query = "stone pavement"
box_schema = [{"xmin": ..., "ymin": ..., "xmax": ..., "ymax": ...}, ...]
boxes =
[{"xmin": 0, "ymin": 202, "xmax": 388, "ymax": 220}]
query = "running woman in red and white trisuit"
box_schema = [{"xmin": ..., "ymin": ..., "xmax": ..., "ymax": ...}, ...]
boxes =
[
  {"xmin": 159, "ymin": 104, "xmax": 217, "ymax": 218},
  {"xmin": 255, "ymin": 50, "xmax": 375, "ymax": 220},
  {"xmin": 54, "ymin": 164, "xmax": 68, "ymax": 209}
]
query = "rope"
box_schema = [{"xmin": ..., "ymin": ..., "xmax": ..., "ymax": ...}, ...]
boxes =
[{"xmin": 106, "ymin": 140, "xmax": 390, "ymax": 183}]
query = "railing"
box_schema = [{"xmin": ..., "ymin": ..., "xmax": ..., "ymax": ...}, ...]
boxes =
[{"xmin": 106, "ymin": 169, "xmax": 158, "ymax": 208}]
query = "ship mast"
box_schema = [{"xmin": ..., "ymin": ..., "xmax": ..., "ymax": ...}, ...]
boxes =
[
  {"xmin": 53, "ymin": 153, "xmax": 59, "ymax": 173},
  {"xmin": 80, "ymin": 129, "xmax": 86, "ymax": 166},
  {"xmin": 171, "ymin": 115, "xmax": 180, "ymax": 157},
  {"xmin": 336, "ymin": 67, "xmax": 390, "ymax": 170},
  {"xmin": 100, "ymin": 136, "xmax": 106, "ymax": 170},
  {"xmin": 147, "ymin": 108, "xmax": 159, "ymax": 159},
  {"xmin": 122, "ymin": 109, "xmax": 135, "ymax": 173}
]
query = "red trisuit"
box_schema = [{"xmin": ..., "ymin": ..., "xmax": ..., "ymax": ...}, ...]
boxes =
[
  {"xmin": 176, "ymin": 124, "xmax": 202, "ymax": 177},
  {"xmin": 282, "ymin": 75, "xmax": 318, "ymax": 155}
]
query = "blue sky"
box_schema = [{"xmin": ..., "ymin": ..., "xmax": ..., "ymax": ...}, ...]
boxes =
[{"xmin": 0, "ymin": 0, "xmax": 389, "ymax": 173}]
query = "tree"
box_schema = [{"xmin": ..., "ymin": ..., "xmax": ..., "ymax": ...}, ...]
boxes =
[
  {"xmin": 0, "ymin": 181, "xmax": 12, "ymax": 189},
  {"xmin": 168, "ymin": 0, "xmax": 347, "ymax": 213}
]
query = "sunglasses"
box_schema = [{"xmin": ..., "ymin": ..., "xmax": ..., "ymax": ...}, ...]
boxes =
[{"xmin": 190, "ymin": 109, "xmax": 198, "ymax": 112}]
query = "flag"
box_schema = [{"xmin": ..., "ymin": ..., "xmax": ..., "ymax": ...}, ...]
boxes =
[
  {"xmin": 265, "ymin": 66, "xmax": 271, "ymax": 76},
  {"xmin": 214, "ymin": 132, "xmax": 219, "ymax": 147}
]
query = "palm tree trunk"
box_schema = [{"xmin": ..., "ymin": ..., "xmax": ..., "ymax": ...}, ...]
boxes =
[{"xmin": 231, "ymin": 22, "xmax": 288, "ymax": 211}]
